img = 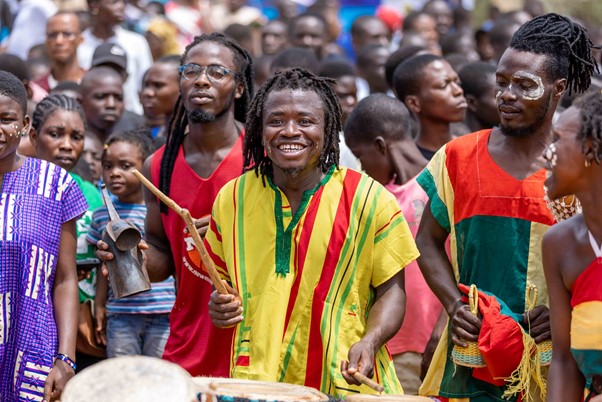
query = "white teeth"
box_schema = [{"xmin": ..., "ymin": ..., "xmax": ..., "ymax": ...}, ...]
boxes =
[{"xmin": 278, "ymin": 144, "xmax": 304, "ymax": 152}]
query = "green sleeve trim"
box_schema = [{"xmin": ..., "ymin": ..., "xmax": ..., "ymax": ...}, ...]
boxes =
[{"xmin": 417, "ymin": 168, "xmax": 451, "ymax": 233}]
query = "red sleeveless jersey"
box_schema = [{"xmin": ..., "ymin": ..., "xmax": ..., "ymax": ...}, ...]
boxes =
[{"xmin": 151, "ymin": 136, "xmax": 244, "ymax": 376}]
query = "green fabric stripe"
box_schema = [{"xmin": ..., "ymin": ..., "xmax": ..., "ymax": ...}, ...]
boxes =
[
  {"xmin": 437, "ymin": 215, "xmax": 534, "ymax": 399},
  {"xmin": 279, "ymin": 326, "xmax": 299, "ymax": 382},
  {"xmin": 417, "ymin": 168, "xmax": 451, "ymax": 232},
  {"xmin": 374, "ymin": 214, "xmax": 404, "ymax": 244},
  {"xmin": 282, "ymin": 210, "xmax": 292, "ymax": 218},
  {"xmin": 322, "ymin": 179, "xmax": 380, "ymax": 388},
  {"xmin": 237, "ymin": 174, "xmax": 249, "ymax": 299},
  {"xmin": 236, "ymin": 175, "xmax": 251, "ymax": 364},
  {"xmin": 268, "ymin": 166, "xmax": 336, "ymax": 277},
  {"xmin": 570, "ymin": 348, "xmax": 602, "ymax": 379},
  {"xmin": 455, "ymin": 216, "xmax": 530, "ymax": 314}
]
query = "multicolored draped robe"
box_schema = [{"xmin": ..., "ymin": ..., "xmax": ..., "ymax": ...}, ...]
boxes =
[{"xmin": 417, "ymin": 130, "xmax": 555, "ymax": 401}]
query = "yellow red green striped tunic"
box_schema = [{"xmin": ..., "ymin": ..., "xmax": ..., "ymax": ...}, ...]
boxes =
[{"xmin": 204, "ymin": 167, "xmax": 419, "ymax": 397}]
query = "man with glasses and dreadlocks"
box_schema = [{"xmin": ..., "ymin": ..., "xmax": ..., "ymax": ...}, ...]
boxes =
[
  {"xmin": 416, "ymin": 13, "xmax": 598, "ymax": 402},
  {"xmin": 205, "ymin": 68, "xmax": 419, "ymax": 396},
  {"xmin": 97, "ymin": 32, "xmax": 253, "ymax": 377}
]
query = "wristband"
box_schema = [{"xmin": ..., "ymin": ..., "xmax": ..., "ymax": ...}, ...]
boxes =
[{"xmin": 55, "ymin": 353, "xmax": 77, "ymax": 371}]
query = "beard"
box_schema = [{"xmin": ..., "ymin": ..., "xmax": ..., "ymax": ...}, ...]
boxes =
[
  {"xmin": 187, "ymin": 89, "xmax": 236, "ymax": 123},
  {"xmin": 500, "ymin": 92, "xmax": 551, "ymax": 138}
]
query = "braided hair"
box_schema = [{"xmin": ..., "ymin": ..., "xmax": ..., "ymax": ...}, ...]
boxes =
[
  {"xmin": 32, "ymin": 94, "xmax": 85, "ymax": 132},
  {"xmin": 575, "ymin": 91, "xmax": 602, "ymax": 164},
  {"xmin": 508, "ymin": 13, "xmax": 598, "ymax": 94},
  {"xmin": 158, "ymin": 32, "xmax": 254, "ymax": 213},
  {"xmin": 243, "ymin": 68, "xmax": 341, "ymax": 185}
]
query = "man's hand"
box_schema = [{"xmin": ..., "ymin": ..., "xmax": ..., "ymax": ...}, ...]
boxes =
[
  {"xmin": 450, "ymin": 302, "xmax": 481, "ymax": 347},
  {"xmin": 340, "ymin": 340, "xmax": 375, "ymax": 385},
  {"xmin": 208, "ymin": 280, "xmax": 243, "ymax": 328},
  {"xmin": 523, "ymin": 305, "xmax": 550, "ymax": 343},
  {"xmin": 184, "ymin": 216, "xmax": 211, "ymax": 239},
  {"xmin": 43, "ymin": 359, "xmax": 75, "ymax": 402},
  {"xmin": 95, "ymin": 239, "xmax": 149, "ymax": 277}
]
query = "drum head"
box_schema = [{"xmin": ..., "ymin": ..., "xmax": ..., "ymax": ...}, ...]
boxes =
[
  {"xmin": 62, "ymin": 355, "xmax": 196, "ymax": 402},
  {"xmin": 345, "ymin": 395, "xmax": 434, "ymax": 401},
  {"xmin": 193, "ymin": 378, "xmax": 331, "ymax": 402}
]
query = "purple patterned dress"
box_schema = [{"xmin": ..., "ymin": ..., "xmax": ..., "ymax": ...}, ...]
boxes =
[{"xmin": 0, "ymin": 158, "xmax": 87, "ymax": 401}]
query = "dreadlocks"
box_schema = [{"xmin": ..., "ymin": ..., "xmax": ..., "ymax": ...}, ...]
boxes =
[
  {"xmin": 159, "ymin": 32, "xmax": 254, "ymax": 213},
  {"xmin": 32, "ymin": 94, "xmax": 85, "ymax": 132},
  {"xmin": 243, "ymin": 68, "xmax": 341, "ymax": 185},
  {"xmin": 575, "ymin": 91, "xmax": 602, "ymax": 164},
  {"xmin": 508, "ymin": 13, "xmax": 598, "ymax": 95}
]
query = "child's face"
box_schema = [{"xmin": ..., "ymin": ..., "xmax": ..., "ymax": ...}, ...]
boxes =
[
  {"xmin": 0, "ymin": 94, "xmax": 29, "ymax": 163},
  {"xmin": 32, "ymin": 109, "xmax": 85, "ymax": 171},
  {"xmin": 102, "ymin": 141, "xmax": 144, "ymax": 204}
]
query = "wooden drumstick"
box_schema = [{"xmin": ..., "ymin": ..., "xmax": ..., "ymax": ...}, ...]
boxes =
[
  {"xmin": 131, "ymin": 168, "xmax": 228, "ymax": 295},
  {"xmin": 352, "ymin": 371, "xmax": 384, "ymax": 394}
]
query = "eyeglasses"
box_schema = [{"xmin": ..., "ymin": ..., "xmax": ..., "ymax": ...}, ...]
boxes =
[
  {"xmin": 46, "ymin": 31, "xmax": 77, "ymax": 40},
  {"xmin": 179, "ymin": 64, "xmax": 238, "ymax": 83}
]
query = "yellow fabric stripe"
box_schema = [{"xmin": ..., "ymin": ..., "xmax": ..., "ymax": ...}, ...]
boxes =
[
  {"xmin": 426, "ymin": 147, "xmax": 458, "ymax": 280},
  {"xmin": 571, "ymin": 301, "xmax": 602, "ymax": 350},
  {"xmin": 418, "ymin": 318, "xmax": 448, "ymax": 397},
  {"xmin": 525, "ymin": 222, "xmax": 551, "ymax": 309}
]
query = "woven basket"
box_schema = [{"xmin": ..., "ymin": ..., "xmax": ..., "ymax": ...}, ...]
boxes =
[
  {"xmin": 451, "ymin": 284, "xmax": 486, "ymax": 368},
  {"xmin": 526, "ymin": 284, "xmax": 552, "ymax": 366}
]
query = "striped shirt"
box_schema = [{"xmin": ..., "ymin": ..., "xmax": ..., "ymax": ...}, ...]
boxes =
[
  {"xmin": 205, "ymin": 167, "xmax": 419, "ymax": 397},
  {"xmin": 417, "ymin": 130, "xmax": 555, "ymax": 401},
  {"xmin": 87, "ymin": 201, "xmax": 175, "ymax": 314}
]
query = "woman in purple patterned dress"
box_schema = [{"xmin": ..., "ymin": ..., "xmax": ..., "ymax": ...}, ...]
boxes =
[{"xmin": 0, "ymin": 71, "xmax": 87, "ymax": 401}]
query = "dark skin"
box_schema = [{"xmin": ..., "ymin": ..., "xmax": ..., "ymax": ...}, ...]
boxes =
[
  {"xmin": 97, "ymin": 41, "xmax": 244, "ymax": 283},
  {"xmin": 209, "ymin": 88, "xmax": 406, "ymax": 385},
  {"xmin": 45, "ymin": 13, "xmax": 85, "ymax": 84},
  {"xmin": 0, "ymin": 96, "xmax": 78, "ymax": 401},
  {"xmin": 44, "ymin": 220, "xmax": 79, "ymax": 402},
  {"xmin": 416, "ymin": 49, "xmax": 566, "ymax": 348},
  {"xmin": 543, "ymin": 106, "xmax": 602, "ymax": 402},
  {"xmin": 405, "ymin": 59, "xmax": 467, "ymax": 155}
]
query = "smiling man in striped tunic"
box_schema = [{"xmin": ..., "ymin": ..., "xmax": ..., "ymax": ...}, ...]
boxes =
[{"xmin": 205, "ymin": 68, "xmax": 419, "ymax": 398}]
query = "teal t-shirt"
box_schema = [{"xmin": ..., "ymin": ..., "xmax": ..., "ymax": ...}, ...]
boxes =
[{"xmin": 70, "ymin": 173, "xmax": 103, "ymax": 302}]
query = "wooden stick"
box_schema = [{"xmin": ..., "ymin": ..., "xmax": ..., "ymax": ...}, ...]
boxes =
[
  {"xmin": 352, "ymin": 372, "xmax": 384, "ymax": 394},
  {"xmin": 131, "ymin": 168, "xmax": 228, "ymax": 295}
]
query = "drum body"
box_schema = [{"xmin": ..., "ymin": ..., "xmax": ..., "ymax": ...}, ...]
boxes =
[
  {"xmin": 344, "ymin": 395, "xmax": 434, "ymax": 401},
  {"xmin": 62, "ymin": 355, "xmax": 197, "ymax": 402},
  {"xmin": 193, "ymin": 377, "xmax": 332, "ymax": 402}
]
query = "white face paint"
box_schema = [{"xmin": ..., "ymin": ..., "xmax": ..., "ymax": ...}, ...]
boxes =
[
  {"xmin": 545, "ymin": 143, "xmax": 558, "ymax": 168},
  {"xmin": 1, "ymin": 123, "xmax": 20, "ymax": 139},
  {"xmin": 512, "ymin": 71, "xmax": 544, "ymax": 101},
  {"xmin": 495, "ymin": 90, "xmax": 503, "ymax": 103},
  {"xmin": 496, "ymin": 71, "xmax": 545, "ymax": 102}
]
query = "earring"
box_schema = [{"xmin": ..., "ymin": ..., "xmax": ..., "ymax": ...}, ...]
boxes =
[
  {"xmin": 585, "ymin": 159, "xmax": 591, "ymax": 168},
  {"xmin": 19, "ymin": 131, "xmax": 26, "ymax": 138}
]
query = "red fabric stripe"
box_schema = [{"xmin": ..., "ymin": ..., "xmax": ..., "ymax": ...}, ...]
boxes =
[
  {"xmin": 210, "ymin": 216, "xmax": 222, "ymax": 243},
  {"xmin": 445, "ymin": 130, "xmax": 555, "ymax": 226},
  {"xmin": 204, "ymin": 241, "xmax": 228, "ymax": 272},
  {"xmin": 283, "ymin": 186, "xmax": 325, "ymax": 336},
  {"xmin": 375, "ymin": 210, "xmax": 402, "ymax": 237},
  {"xmin": 236, "ymin": 355, "xmax": 250, "ymax": 366},
  {"xmin": 571, "ymin": 258, "xmax": 602, "ymax": 307},
  {"xmin": 304, "ymin": 171, "xmax": 362, "ymax": 389}
]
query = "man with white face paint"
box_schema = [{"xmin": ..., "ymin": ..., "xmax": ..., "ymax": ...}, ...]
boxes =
[{"xmin": 415, "ymin": 13, "xmax": 598, "ymax": 402}]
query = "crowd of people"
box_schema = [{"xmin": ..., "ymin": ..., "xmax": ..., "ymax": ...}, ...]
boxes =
[{"xmin": 0, "ymin": 0, "xmax": 601, "ymax": 401}]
